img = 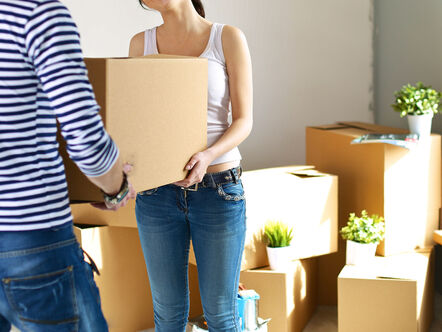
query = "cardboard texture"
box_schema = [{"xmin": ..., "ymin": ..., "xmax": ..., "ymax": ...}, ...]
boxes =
[
  {"xmin": 70, "ymin": 201, "xmax": 137, "ymax": 228},
  {"xmin": 434, "ymin": 230, "xmax": 442, "ymax": 245},
  {"xmin": 73, "ymin": 225, "xmax": 202, "ymax": 332},
  {"xmin": 306, "ymin": 122, "xmax": 441, "ymax": 304},
  {"xmin": 338, "ymin": 249, "xmax": 434, "ymax": 332},
  {"xmin": 61, "ymin": 55, "xmax": 208, "ymax": 202},
  {"xmin": 240, "ymin": 259, "xmax": 317, "ymax": 332},
  {"xmin": 188, "ymin": 166, "xmax": 338, "ymax": 271}
]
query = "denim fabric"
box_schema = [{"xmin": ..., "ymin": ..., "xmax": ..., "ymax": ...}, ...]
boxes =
[
  {"xmin": 135, "ymin": 179, "xmax": 246, "ymax": 332},
  {"xmin": 0, "ymin": 223, "xmax": 108, "ymax": 332}
]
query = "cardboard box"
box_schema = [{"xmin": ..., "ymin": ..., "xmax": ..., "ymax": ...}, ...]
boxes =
[
  {"xmin": 239, "ymin": 259, "xmax": 317, "ymax": 332},
  {"xmin": 70, "ymin": 201, "xmax": 137, "ymax": 228},
  {"xmin": 73, "ymin": 225, "xmax": 203, "ymax": 332},
  {"xmin": 338, "ymin": 249, "xmax": 434, "ymax": 332},
  {"xmin": 306, "ymin": 122, "xmax": 441, "ymax": 304},
  {"xmin": 61, "ymin": 55, "xmax": 208, "ymax": 202},
  {"xmin": 189, "ymin": 166, "xmax": 338, "ymax": 271},
  {"xmin": 434, "ymin": 230, "xmax": 442, "ymax": 245}
]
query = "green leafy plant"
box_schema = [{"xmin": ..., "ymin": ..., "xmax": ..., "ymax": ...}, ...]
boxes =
[
  {"xmin": 340, "ymin": 210, "xmax": 385, "ymax": 244},
  {"xmin": 263, "ymin": 221, "xmax": 293, "ymax": 248},
  {"xmin": 391, "ymin": 82, "xmax": 441, "ymax": 117}
]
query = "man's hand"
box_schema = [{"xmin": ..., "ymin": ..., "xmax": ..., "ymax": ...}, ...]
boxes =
[{"xmin": 91, "ymin": 163, "xmax": 136, "ymax": 211}]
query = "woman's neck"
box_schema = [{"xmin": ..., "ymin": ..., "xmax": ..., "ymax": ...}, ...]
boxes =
[{"xmin": 160, "ymin": 1, "xmax": 203, "ymax": 36}]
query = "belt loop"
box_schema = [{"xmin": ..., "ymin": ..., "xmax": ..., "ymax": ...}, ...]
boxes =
[
  {"xmin": 209, "ymin": 172, "xmax": 216, "ymax": 188},
  {"xmin": 231, "ymin": 168, "xmax": 239, "ymax": 184}
]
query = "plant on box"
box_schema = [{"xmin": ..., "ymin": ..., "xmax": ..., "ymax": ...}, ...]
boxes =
[
  {"xmin": 340, "ymin": 210, "xmax": 385, "ymax": 265},
  {"xmin": 391, "ymin": 82, "xmax": 441, "ymax": 137},
  {"xmin": 263, "ymin": 221, "xmax": 293, "ymax": 270}
]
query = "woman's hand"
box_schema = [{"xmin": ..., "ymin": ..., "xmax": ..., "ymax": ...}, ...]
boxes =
[{"xmin": 174, "ymin": 150, "xmax": 214, "ymax": 188}]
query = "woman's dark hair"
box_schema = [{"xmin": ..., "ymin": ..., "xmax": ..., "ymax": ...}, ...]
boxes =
[
  {"xmin": 191, "ymin": 0, "xmax": 205, "ymax": 18},
  {"xmin": 138, "ymin": 0, "xmax": 205, "ymax": 18}
]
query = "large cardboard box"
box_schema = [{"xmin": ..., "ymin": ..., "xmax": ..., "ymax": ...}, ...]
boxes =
[
  {"xmin": 189, "ymin": 166, "xmax": 338, "ymax": 271},
  {"xmin": 306, "ymin": 122, "xmax": 441, "ymax": 304},
  {"xmin": 239, "ymin": 259, "xmax": 317, "ymax": 332},
  {"xmin": 61, "ymin": 55, "xmax": 208, "ymax": 202},
  {"xmin": 70, "ymin": 201, "xmax": 137, "ymax": 228},
  {"xmin": 338, "ymin": 249, "xmax": 434, "ymax": 332},
  {"xmin": 73, "ymin": 225, "xmax": 203, "ymax": 332}
]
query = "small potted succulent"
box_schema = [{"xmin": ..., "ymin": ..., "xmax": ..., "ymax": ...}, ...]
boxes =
[
  {"xmin": 391, "ymin": 82, "xmax": 441, "ymax": 137},
  {"xmin": 263, "ymin": 221, "xmax": 294, "ymax": 270},
  {"xmin": 340, "ymin": 210, "xmax": 385, "ymax": 265}
]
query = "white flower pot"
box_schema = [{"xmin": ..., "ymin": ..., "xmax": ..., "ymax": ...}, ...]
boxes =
[
  {"xmin": 266, "ymin": 245, "xmax": 292, "ymax": 270},
  {"xmin": 345, "ymin": 240, "xmax": 378, "ymax": 265},
  {"xmin": 407, "ymin": 113, "xmax": 433, "ymax": 137}
]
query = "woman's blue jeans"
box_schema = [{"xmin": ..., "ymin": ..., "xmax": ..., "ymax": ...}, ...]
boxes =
[
  {"xmin": 135, "ymin": 178, "xmax": 246, "ymax": 332},
  {"xmin": 0, "ymin": 223, "xmax": 108, "ymax": 332}
]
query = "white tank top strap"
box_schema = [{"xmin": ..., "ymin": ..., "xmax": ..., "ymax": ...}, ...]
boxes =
[
  {"xmin": 211, "ymin": 23, "xmax": 226, "ymax": 64},
  {"xmin": 144, "ymin": 28, "xmax": 158, "ymax": 56}
]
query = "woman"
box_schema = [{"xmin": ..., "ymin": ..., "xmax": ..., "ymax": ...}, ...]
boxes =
[{"xmin": 129, "ymin": 0, "xmax": 253, "ymax": 331}]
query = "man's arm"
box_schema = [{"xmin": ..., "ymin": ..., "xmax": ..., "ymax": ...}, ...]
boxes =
[{"xmin": 25, "ymin": 1, "xmax": 133, "ymax": 204}]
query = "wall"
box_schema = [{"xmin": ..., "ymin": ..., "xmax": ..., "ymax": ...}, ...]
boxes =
[
  {"xmin": 374, "ymin": 0, "xmax": 442, "ymax": 134},
  {"xmin": 62, "ymin": 0, "xmax": 374, "ymax": 170}
]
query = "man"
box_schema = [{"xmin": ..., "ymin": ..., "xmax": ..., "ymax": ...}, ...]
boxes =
[{"xmin": 0, "ymin": 0, "xmax": 135, "ymax": 331}]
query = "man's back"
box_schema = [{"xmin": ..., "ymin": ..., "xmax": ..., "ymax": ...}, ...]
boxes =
[{"xmin": 0, "ymin": 0, "xmax": 118, "ymax": 231}]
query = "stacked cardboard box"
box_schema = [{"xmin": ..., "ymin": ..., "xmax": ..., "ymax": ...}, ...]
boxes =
[
  {"xmin": 189, "ymin": 166, "xmax": 338, "ymax": 271},
  {"xmin": 306, "ymin": 122, "xmax": 441, "ymax": 304},
  {"xmin": 338, "ymin": 249, "xmax": 434, "ymax": 332},
  {"xmin": 74, "ymin": 225, "xmax": 202, "ymax": 332},
  {"xmin": 240, "ymin": 259, "xmax": 317, "ymax": 332}
]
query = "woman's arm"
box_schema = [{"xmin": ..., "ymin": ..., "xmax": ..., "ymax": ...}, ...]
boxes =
[{"xmin": 175, "ymin": 25, "xmax": 253, "ymax": 187}]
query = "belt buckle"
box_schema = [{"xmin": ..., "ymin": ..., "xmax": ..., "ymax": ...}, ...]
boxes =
[{"xmin": 186, "ymin": 183, "xmax": 199, "ymax": 192}]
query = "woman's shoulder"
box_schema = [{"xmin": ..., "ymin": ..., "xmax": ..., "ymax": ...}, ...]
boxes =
[
  {"xmin": 221, "ymin": 25, "xmax": 247, "ymax": 48},
  {"xmin": 129, "ymin": 27, "xmax": 159, "ymax": 57},
  {"xmin": 129, "ymin": 31, "xmax": 145, "ymax": 57},
  {"xmin": 220, "ymin": 25, "xmax": 248, "ymax": 58}
]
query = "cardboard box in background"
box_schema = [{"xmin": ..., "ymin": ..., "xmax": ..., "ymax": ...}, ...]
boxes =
[
  {"xmin": 189, "ymin": 166, "xmax": 338, "ymax": 271},
  {"xmin": 73, "ymin": 225, "xmax": 203, "ymax": 332},
  {"xmin": 70, "ymin": 201, "xmax": 137, "ymax": 228},
  {"xmin": 61, "ymin": 55, "xmax": 208, "ymax": 202},
  {"xmin": 306, "ymin": 122, "xmax": 441, "ymax": 304},
  {"xmin": 338, "ymin": 249, "xmax": 434, "ymax": 332},
  {"xmin": 240, "ymin": 259, "xmax": 317, "ymax": 332}
]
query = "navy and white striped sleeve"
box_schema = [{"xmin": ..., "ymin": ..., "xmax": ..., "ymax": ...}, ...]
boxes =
[{"xmin": 24, "ymin": 0, "xmax": 119, "ymax": 177}]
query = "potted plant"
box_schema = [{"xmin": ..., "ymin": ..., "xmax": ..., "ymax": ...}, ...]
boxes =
[
  {"xmin": 391, "ymin": 81, "xmax": 441, "ymax": 137},
  {"xmin": 340, "ymin": 210, "xmax": 385, "ymax": 265},
  {"xmin": 263, "ymin": 221, "xmax": 294, "ymax": 270}
]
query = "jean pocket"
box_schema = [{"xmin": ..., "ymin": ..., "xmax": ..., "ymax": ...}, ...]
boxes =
[
  {"xmin": 216, "ymin": 182, "xmax": 245, "ymax": 201},
  {"xmin": 138, "ymin": 187, "xmax": 158, "ymax": 196},
  {"xmin": 2, "ymin": 266, "xmax": 79, "ymax": 331}
]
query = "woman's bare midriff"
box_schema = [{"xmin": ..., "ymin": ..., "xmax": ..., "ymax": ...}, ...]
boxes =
[{"xmin": 206, "ymin": 161, "xmax": 240, "ymax": 174}]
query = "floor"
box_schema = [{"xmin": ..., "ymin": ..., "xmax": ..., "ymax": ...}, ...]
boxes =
[{"xmin": 9, "ymin": 292, "xmax": 442, "ymax": 332}]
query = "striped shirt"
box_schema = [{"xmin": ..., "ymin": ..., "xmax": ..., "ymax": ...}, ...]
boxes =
[{"xmin": 0, "ymin": 0, "xmax": 119, "ymax": 231}]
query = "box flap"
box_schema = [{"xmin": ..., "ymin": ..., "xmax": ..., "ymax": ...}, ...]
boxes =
[
  {"xmin": 288, "ymin": 170, "xmax": 327, "ymax": 178},
  {"xmin": 337, "ymin": 121, "xmax": 408, "ymax": 134},
  {"xmin": 246, "ymin": 165, "xmax": 315, "ymax": 174},
  {"xmin": 308, "ymin": 121, "xmax": 409, "ymax": 134},
  {"xmin": 309, "ymin": 124, "xmax": 348, "ymax": 130},
  {"xmin": 339, "ymin": 250, "xmax": 431, "ymax": 281}
]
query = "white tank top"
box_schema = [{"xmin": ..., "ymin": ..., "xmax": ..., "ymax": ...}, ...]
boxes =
[{"xmin": 144, "ymin": 23, "xmax": 242, "ymax": 166}]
